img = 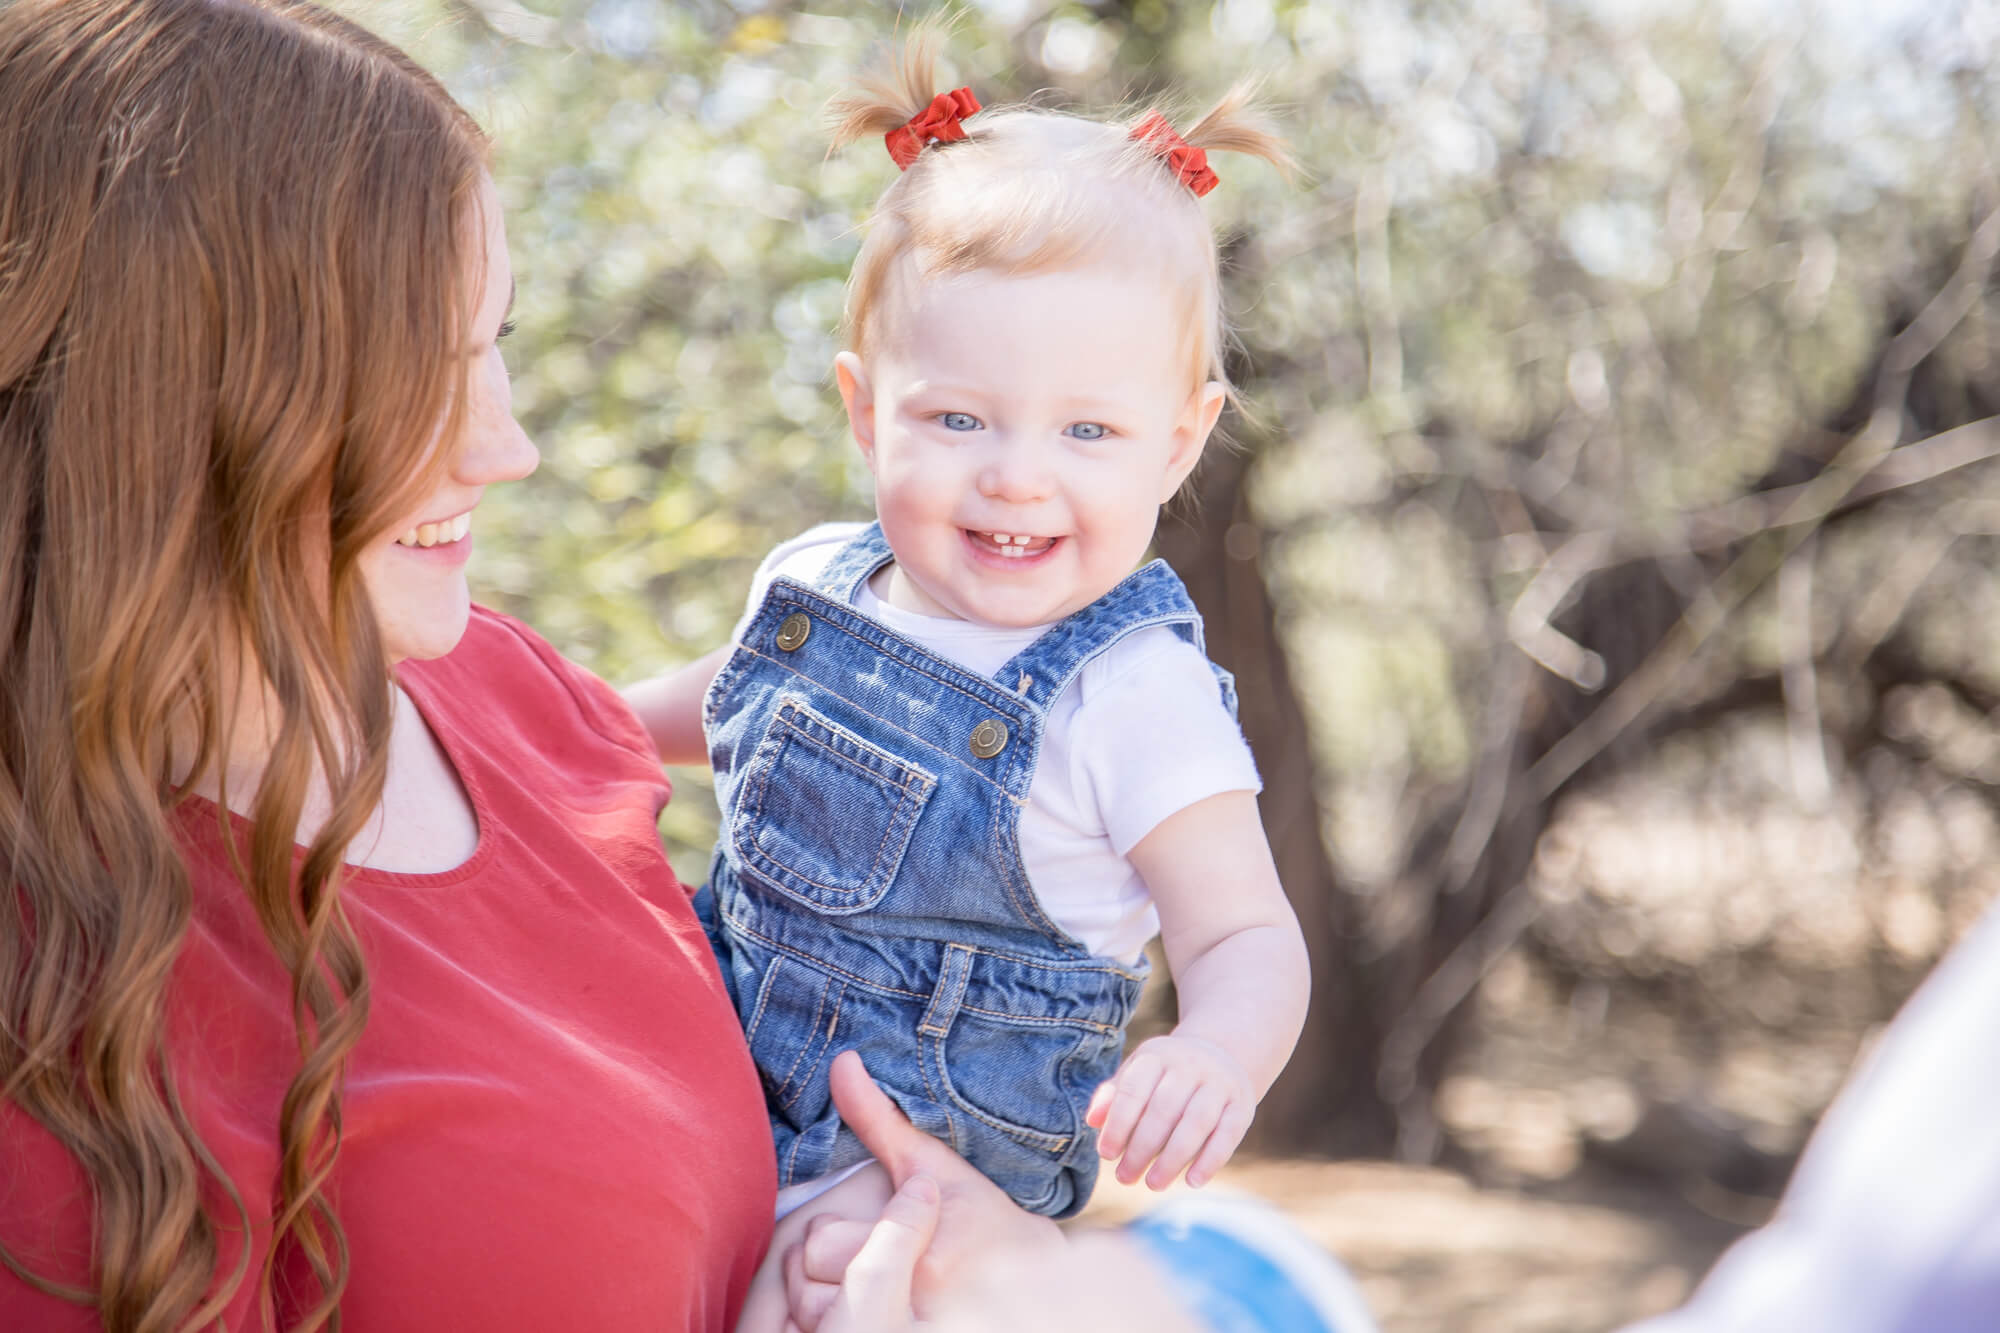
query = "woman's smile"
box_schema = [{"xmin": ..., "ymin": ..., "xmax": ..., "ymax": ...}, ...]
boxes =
[{"xmin": 391, "ymin": 507, "xmax": 476, "ymax": 567}]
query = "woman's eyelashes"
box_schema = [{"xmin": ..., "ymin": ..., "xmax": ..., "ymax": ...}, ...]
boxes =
[{"xmin": 496, "ymin": 318, "xmax": 518, "ymax": 341}]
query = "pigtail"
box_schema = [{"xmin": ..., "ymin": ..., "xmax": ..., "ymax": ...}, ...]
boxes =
[
  {"xmin": 827, "ymin": 22, "xmax": 948, "ymax": 149},
  {"xmin": 1152, "ymin": 80, "xmax": 1298, "ymax": 183}
]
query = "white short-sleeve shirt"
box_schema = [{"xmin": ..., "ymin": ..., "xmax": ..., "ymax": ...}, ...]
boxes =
[{"xmin": 729, "ymin": 524, "xmax": 1261, "ymax": 961}]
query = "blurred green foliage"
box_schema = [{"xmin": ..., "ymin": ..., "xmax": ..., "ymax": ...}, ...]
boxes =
[{"xmin": 328, "ymin": 0, "xmax": 2000, "ymax": 921}]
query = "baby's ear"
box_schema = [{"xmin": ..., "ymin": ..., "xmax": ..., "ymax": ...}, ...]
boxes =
[
  {"xmin": 1162, "ymin": 381, "xmax": 1227, "ymax": 500},
  {"xmin": 834, "ymin": 352, "xmax": 879, "ymax": 468}
]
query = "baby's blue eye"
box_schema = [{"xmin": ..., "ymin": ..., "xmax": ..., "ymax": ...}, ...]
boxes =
[
  {"xmin": 940, "ymin": 412, "xmax": 982, "ymax": 432},
  {"xmin": 1065, "ymin": 422, "xmax": 1108, "ymax": 441}
]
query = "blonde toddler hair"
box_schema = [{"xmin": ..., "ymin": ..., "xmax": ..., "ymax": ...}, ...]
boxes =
[{"xmin": 829, "ymin": 26, "xmax": 1291, "ymax": 404}]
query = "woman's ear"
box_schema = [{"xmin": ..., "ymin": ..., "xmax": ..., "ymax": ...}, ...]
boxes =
[
  {"xmin": 834, "ymin": 351, "xmax": 879, "ymax": 470},
  {"xmin": 1161, "ymin": 381, "xmax": 1227, "ymax": 500}
]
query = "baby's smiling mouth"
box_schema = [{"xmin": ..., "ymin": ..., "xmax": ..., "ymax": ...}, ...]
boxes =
[{"xmin": 968, "ymin": 530, "xmax": 1058, "ymax": 559}]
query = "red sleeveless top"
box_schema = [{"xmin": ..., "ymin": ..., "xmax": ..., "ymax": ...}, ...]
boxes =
[{"xmin": 0, "ymin": 607, "xmax": 775, "ymax": 1330}]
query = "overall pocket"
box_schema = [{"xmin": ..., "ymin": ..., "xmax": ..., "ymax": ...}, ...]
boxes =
[
  {"xmin": 916, "ymin": 946, "xmax": 1090, "ymax": 1158},
  {"xmin": 729, "ymin": 697, "xmax": 936, "ymax": 915}
]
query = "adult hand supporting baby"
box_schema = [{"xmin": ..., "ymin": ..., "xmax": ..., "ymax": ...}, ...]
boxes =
[
  {"xmin": 782, "ymin": 1051, "xmax": 1065, "ymax": 1331},
  {"xmin": 785, "ymin": 1174, "xmax": 940, "ymax": 1333}
]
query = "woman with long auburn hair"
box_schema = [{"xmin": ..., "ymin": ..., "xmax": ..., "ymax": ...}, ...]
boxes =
[
  {"xmin": 0, "ymin": 2, "xmax": 1203, "ymax": 1330},
  {"xmin": 0, "ymin": 1, "xmax": 780, "ymax": 1328}
]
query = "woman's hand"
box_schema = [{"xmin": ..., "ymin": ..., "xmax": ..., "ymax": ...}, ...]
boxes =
[
  {"xmin": 782, "ymin": 1051, "xmax": 1065, "ymax": 1331},
  {"xmin": 786, "ymin": 1174, "xmax": 940, "ymax": 1333}
]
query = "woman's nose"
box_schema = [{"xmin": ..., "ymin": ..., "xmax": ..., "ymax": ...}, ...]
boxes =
[{"xmin": 455, "ymin": 349, "xmax": 539, "ymax": 485}]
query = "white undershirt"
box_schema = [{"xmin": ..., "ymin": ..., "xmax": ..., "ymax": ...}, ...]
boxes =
[{"xmin": 732, "ymin": 524, "xmax": 1261, "ymax": 962}]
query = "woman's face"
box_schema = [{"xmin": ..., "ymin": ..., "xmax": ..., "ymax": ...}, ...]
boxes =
[{"xmin": 358, "ymin": 175, "xmax": 538, "ymax": 663}]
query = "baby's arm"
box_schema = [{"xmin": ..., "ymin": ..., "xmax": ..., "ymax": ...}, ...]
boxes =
[
  {"xmin": 620, "ymin": 644, "xmax": 732, "ymax": 767},
  {"xmin": 1085, "ymin": 789, "xmax": 1309, "ymax": 1190}
]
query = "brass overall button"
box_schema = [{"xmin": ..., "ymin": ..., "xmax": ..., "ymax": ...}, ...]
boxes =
[
  {"xmin": 969, "ymin": 718, "xmax": 1009, "ymax": 759},
  {"xmin": 775, "ymin": 612, "xmax": 811, "ymax": 651}
]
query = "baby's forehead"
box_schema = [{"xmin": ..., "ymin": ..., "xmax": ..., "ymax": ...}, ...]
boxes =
[{"xmin": 869, "ymin": 261, "xmax": 1209, "ymax": 404}]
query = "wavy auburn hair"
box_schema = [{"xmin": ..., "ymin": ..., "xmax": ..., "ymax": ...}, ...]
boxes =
[{"xmin": 0, "ymin": 0, "xmax": 489, "ymax": 1328}]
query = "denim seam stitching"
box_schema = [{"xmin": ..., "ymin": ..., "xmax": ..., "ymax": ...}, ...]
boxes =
[
  {"xmin": 1011, "ymin": 611, "xmax": 1208, "ymax": 707},
  {"xmin": 745, "ymin": 954, "xmax": 782, "ymax": 1049},
  {"xmin": 740, "ymin": 710, "xmax": 931, "ymax": 900},
  {"xmin": 777, "ymin": 699, "xmax": 941, "ymax": 789},
  {"xmin": 951, "ymin": 940, "xmax": 1145, "ymax": 979},
  {"xmin": 721, "ymin": 911, "xmax": 930, "ymax": 1001},
  {"xmin": 956, "ymin": 1005, "xmax": 1121, "ymax": 1037},
  {"xmin": 988, "ymin": 783, "xmax": 1068, "ymax": 944},
  {"xmin": 926, "ymin": 1037, "xmax": 1074, "ymax": 1154},
  {"xmin": 729, "ymin": 643, "xmax": 1028, "ymax": 802},
  {"xmin": 780, "ymin": 706, "xmax": 933, "ymax": 898},
  {"xmin": 801, "ymin": 987, "xmax": 845, "ymax": 1113},
  {"xmin": 724, "ymin": 912, "xmax": 1131, "ymax": 1022},
  {"xmin": 917, "ymin": 945, "xmax": 971, "ymax": 1038},
  {"xmin": 765, "ymin": 593, "xmax": 1032, "ymax": 716},
  {"xmin": 774, "ymin": 969, "xmax": 829, "ymax": 1109}
]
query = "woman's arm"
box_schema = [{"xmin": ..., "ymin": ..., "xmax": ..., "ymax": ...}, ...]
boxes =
[{"xmin": 620, "ymin": 644, "xmax": 732, "ymax": 766}]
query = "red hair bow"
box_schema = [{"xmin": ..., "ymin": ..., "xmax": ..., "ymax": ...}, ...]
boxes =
[
  {"xmin": 1129, "ymin": 111, "xmax": 1218, "ymax": 197},
  {"xmin": 885, "ymin": 88, "xmax": 982, "ymax": 170}
]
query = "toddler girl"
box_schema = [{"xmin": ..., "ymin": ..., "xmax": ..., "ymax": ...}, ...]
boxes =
[{"xmin": 625, "ymin": 31, "xmax": 1309, "ymax": 1322}]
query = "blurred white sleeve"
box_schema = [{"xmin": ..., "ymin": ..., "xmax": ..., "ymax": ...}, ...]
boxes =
[{"xmin": 1623, "ymin": 899, "xmax": 2000, "ymax": 1332}]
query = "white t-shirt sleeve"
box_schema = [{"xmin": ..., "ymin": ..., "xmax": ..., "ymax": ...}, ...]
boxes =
[
  {"xmin": 1067, "ymin": 630, "xmax": 1262, "ymax": 857},
  {"xmin": 728, "ymin": 522, "xmax": 867, "ymax": 646}
]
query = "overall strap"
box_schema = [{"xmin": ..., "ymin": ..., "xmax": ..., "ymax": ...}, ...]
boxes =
[
  {"xmin": 1000, "ymin": 561, "xmax": 1230, "ymax": 714},
  {"xmin": 809, "ymin": 522, "xmax": 898, "ymax": 603}
]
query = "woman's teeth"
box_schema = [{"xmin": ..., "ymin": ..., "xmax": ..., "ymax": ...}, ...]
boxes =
[{"xmin": 396, "ymin": 511, "xmax": 471, "ymax": 548}]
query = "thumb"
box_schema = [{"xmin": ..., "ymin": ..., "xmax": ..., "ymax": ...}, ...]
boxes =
[
  {"xmin": 826, "ymin": 1175, "xmax": 940, "ymax": 1333},
  {"xmin": 829, "ymin": 1049, "xmax": 950, "ymax": 1183}
]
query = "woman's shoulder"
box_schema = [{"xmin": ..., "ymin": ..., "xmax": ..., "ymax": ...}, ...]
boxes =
[{"xmin": 400, "ymin": 605, "xmax": 656, "ymax": 764}]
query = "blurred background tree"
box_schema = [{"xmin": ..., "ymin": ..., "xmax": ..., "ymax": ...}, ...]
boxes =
[{"xmin": 334, "ymin": 0, "xmax": 2000, "ymax": 1195}]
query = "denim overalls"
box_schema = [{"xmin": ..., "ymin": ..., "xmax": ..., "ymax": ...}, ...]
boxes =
[{"xmin": 698, "ymin": 523, "xmax": 1236, "ymax": 1218}]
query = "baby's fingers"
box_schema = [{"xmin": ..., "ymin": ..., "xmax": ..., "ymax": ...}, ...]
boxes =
[
  {"xmin": 1113, "ymin": 1074, "xmax": 1195, "ymax": 1186},
  {"xmin": 1143, "ymin": 1085, "xmax": 1230, "ymax": 1190},
  {"xmin": 1183, "ymin": 1097, "xmax": 1254, "ymax": 1189},
  {"xmin": 1090, "ymin": 1057, "xmax": 1165, "ymax": 1162}
]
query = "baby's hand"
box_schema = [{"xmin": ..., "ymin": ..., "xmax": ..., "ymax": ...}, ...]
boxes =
[{"xmin": 1084, "ymin": 1033, "xmax": 1255, "ymax": 1190}]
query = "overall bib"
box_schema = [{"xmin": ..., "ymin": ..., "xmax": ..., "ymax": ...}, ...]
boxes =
[{"xmin": 699, "ymin": 523, "xmax": 1234, "ymax": 1217}]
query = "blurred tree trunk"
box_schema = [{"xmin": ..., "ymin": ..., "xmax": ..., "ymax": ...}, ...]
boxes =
[{"xmin": 1159, "ymin": 440, "xmax": 1401, "ymax": 1156}]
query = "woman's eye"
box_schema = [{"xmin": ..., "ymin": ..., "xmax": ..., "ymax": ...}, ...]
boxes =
[
  {"xmin": 1065, "ymin": 422, "xmax": 1108, "ymax": 441},
  {"xmin": 940, "ymin": 412, "xmax": 982, "ymax": 432}
]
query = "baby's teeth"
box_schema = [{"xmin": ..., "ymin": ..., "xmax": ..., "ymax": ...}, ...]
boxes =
[{"xmin": 990, "ymin": 533, "xmax": 1014, "ymax": 544}]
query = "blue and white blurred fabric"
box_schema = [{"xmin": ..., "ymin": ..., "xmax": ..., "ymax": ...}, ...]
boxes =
[
  {"xmin": 1625, "ymin": 899, "xmax": 2000, "ymax": 1332},
  {"xmin": 1128, "ymin": 1193, "xmax": 1381, "ymax": 1333}
]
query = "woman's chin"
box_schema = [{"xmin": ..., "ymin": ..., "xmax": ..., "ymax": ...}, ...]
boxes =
[{"xmin": 377, "ymin": 584, "xmax": 472, "ymax": 664}]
